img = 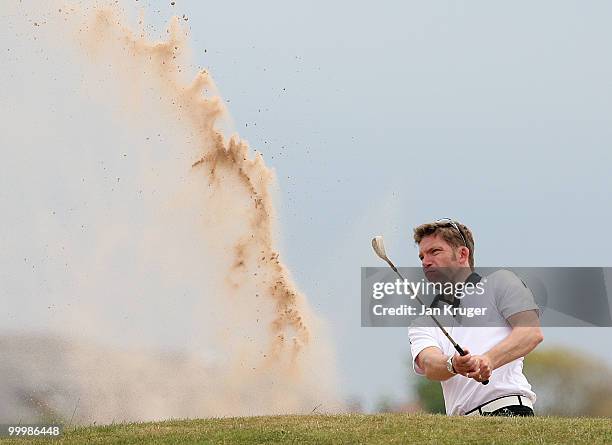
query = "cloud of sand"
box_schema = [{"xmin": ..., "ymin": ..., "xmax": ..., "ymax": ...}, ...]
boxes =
[{"xmin": 0, "ymin": 1, "xmax": 342, "ymax": 423}]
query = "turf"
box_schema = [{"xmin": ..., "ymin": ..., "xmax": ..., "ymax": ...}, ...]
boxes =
[{"xmin": 2, "ymin": 413, "xmax": 611, "ymax": 444}]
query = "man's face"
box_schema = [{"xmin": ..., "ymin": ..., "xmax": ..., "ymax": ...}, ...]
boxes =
[{"xmin": 418, "ymin": 234, "xmax": 464, "ymax": 282}]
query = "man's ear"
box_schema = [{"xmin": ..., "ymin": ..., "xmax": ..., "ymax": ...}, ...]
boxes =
[{"xmin": 459, "ymin": 246, "xmax": 470, "ymax": 264}]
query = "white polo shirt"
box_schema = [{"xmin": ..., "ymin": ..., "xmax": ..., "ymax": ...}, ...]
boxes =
[{"xmin": 408, "ymin": 269, "xmax": 540, "ymax": 415}]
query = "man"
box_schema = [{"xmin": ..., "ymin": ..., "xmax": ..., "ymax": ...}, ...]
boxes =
[{"xmin": 408, "ymin": 219, "xmax": 543, "ymax": 416}]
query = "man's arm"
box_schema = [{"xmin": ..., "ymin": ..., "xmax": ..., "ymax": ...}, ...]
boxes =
[
  {"xmin": 471, "ymin": 310, "xmax": 543, "ymax": 382},
  {"xmin": 416, "ymin": 346, "xmax": 479, "ymax": 381}
]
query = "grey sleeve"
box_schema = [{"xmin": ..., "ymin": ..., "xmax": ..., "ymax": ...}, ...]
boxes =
[{"xmin": 493, "ymin": 270, "xmax": 540, "ymax": 320}]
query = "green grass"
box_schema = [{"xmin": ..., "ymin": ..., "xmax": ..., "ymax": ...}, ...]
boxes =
[{"xmin": 2, "ymin": 414, "xmax": 611, "ymax": 445}]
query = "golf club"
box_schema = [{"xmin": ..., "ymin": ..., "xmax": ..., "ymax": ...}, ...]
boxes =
[{"xmin": 371, "ymin": 235, "xmax": 489, "ymax": 385}]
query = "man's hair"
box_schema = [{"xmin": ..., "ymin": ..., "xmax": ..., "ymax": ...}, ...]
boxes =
[{"xmin": 413, "ymin": 220, "xmax": 475, "ymax": 270}]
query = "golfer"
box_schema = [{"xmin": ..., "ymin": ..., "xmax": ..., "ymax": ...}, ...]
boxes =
[{"xmin": 408, "ymin": 219, "xmax": 543, "ymax": 416}]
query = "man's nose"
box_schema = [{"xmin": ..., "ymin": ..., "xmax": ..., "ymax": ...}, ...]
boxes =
[{"xmin": 422, "ymin": 256, "xmax": 433, "ymax": 268}]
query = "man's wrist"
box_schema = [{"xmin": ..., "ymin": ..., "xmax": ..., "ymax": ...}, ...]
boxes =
[
  {"xmin": 446, "ymin": 355, "xmax": 457, "ymax": 375},
  {"xmin": 483, "ymin": 352, "xmax": 496, "ymax": 370}
]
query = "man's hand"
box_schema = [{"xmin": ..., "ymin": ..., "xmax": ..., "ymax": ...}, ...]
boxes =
[
  {"xmin": 468, "ymin": 354, "xmax": 493, "ymax": 382},
  {"xmin": 451, "ymin": 349, "xmax": 480, "ymax": 377}
]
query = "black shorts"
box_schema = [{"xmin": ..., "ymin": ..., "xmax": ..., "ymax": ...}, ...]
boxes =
[{"xmin": 483, "ymin": 405, "xmax": 534, "ymax": 417}]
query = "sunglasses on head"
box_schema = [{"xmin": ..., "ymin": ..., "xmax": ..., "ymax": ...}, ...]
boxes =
[{"xmin": 434, "ymin": 218, "xmax": 468, "ymax": 247}]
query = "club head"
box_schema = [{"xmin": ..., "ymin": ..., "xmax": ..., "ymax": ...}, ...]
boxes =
[{"xmin": 371, "ymin": 236, "xmax": 388, "ymax": 260}]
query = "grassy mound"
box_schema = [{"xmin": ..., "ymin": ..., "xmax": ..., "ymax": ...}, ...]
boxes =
[{"xmin": 2, "ymin": 413, "xmax": 611, "ymax": 444}]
